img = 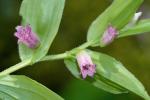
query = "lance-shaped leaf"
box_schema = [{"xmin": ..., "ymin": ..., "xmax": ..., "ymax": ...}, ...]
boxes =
[
  {"xmin": 64, "ymin": 58, "xmax": 128, "ymax": 94},
  {"xmin": 64, "ymin": 50, "xmax": 150, "ymax": 100},
  {"xmin": 87, "ymin": 0, "xmax": 143, "ymax": 47},
  {"xmin": 118, "ymin": 19, "xmax": 150, "ymax": 38},
  {"xmin": 0, "ymin": 75, "xmax": 63, "ymax": 100},
  {"xmin": 19, "ymin": 0, "xmax": 65, "ymax": 63}
]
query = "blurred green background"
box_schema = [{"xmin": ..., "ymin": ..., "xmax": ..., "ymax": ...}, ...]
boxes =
[{"xmin": 0, "ymin": 0, "xmax": 150, "ymax": 100}]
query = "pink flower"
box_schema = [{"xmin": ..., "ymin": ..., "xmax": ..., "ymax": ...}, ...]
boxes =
[
  {"xmin": 76, "ymin": 51, "xmax": 96, "ymax": 79},
  {"xmin": 14, "ymin": 25, "xmax": 40, "ymax": 48},
  {"xmin": 101, "ymin": 25, "xmax": 118, "ymax": 46}
]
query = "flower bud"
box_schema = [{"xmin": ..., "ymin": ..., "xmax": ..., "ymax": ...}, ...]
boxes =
[
  {"xmin": 101, "ymin": 25, "xmax": 118, "ymax": 46},
  {"xmin": 127, "ymin": 12, "xmax": 142, "ymax": 27},
  {"xmin": 14, "ymin": 25, "xmax": 40, "ymax": 48},
  {"xmin": 76, "ymin": 51, "xmax": 96, "ymax": 79}
]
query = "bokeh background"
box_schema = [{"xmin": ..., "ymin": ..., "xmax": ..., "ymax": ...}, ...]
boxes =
[{"xmin": 0, "ymin": 0, "xmax": 150, "ymax": 100}]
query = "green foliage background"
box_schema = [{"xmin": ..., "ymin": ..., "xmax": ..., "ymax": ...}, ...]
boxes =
[{"xmin": 0, "ymin": 0, "xmax": 150, "ymax": 100}]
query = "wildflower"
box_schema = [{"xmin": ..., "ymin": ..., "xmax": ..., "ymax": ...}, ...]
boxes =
[
  {"xmin": 101, "ymin": 25, "xmax": 118, "ymax": 46},
  {"xmin": 76, "ymin": 51, "xmax": 96, "ymax": 79},
  {"xmin": 127, "ymin": 12, "xmax": 142, "ymax": 27},
  {"xmin": 14, "ymin": 25, "xmax": 40, "ymax": 48},
  {"xmin": 133, "ymin": 12, "xmax": 142, "ymax": 23}
]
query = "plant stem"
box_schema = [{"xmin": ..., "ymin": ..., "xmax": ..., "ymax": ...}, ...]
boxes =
[
  {"xmin": 0, "ymin": 59, "xmax": 31, "ymax": 76},
  {"xmin": 41, "ymin": 52, "xmax": 68, "ymax": 61},
  {"xmin": 41, "ymin": 41, "xmax": 92, "ymax": 61},
  {"xmin": 77, "ymin": 41, "xmax": 92, "ymax": 49},
  {"xmin": 0, "ymin": 41, "xmax": 92, "ymax": 76},
  {"xmin": 69, "ymin": 41, "xmax": 92, "ymax": 54}
]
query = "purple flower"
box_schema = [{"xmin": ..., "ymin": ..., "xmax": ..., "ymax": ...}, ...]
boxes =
[
  {"xmin": 14, "ymin": 25, "xmax": 40, "ymax": 48},
  {"xmin": 101, "ymin": 25, "xmax": 118, "ymax": 46},
  {"xmin": 76, "ymin": 51, "xmax": 96, "ymax": 79}
]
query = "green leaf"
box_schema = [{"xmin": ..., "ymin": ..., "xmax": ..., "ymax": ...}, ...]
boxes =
[
  {"xmin": 64, "ymin": 59, "xmax": 80, "ymax": 79},
  {"xmin": 0, "ymin": 75, "xmax": 63, "ymax": 100},
  {"xmin": 118, "ymin": 19, "xmax": 150, "ymax": 38},
  {"xmin": 88, "ymin": 50, "xmax": 150, "ymax": 100},
  {"xmin": 87, "ymin": 0, "xmax": 143, "ymax": 47},
  {"xmin": 19, "ymin": 0, "xmax": 65, "ymax": 63},
  {"xmin": 64, "ymin": 50, "xmax": 150, "ymax": 100},
  {"xmin": 64, "ymin": 58, "xmax": 128, "ymax": 95}
]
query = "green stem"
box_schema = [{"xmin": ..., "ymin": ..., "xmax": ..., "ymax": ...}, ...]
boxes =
[
  {"xmin": 69, "ymin": 41, "xmax": 92, "ymax": 54},
  {"xmin": 77, "ymin": 41, "xmax": 92, "ymax": 49},
  {"xmin": 0, "ymin": 59, "xmax": 31, "ymax": 76},
  {"xmin": 41, "ymin": 52, "xmax": 68, "ymax": 61},
  {"xmin": 0, "ymin": 53, "xmax": 67, "ymax": 76},
  {"xmin": 0, "ymin": 41, "xmax": 92, "ymax": 76},
  {"xmin": 41, "ymin": 41, "xmax": 92, "ymax": 61}
]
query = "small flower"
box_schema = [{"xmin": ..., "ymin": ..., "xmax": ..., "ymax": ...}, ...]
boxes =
[
  {"xmin": 127, "ymin": 12, "xmax": 142, "ymax": 27},
  {"xmin": 76, "ymin": 51, "xmax": 96, "ymax": 79},
  {"xmin": 14, "ymin": 25, "xmax": 40, "ymax": 48},
  {"xmin": 133, "ymin": 12, "xmax": 142, "ymax": 23},
  {"xmin": 101, "ymin": 25, "xmax": 118, "ymax": 46}
]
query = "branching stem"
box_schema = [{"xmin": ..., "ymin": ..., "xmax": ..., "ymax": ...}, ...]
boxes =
[{"xmin": 0, "ymin": 41, "xmax": 92, "ymax": 76}]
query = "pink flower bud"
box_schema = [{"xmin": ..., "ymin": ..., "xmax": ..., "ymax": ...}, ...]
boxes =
[
  {"xmin": 14, "ymin": 25, "xmax": 40, "ymax": 48},
  {"xmin": 101, "ymin": 25, "xmax": 118, "ymax": 46},
  {"xmin": 76, "ymin": 51, "xmax": 96, "ymax": 79}
]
